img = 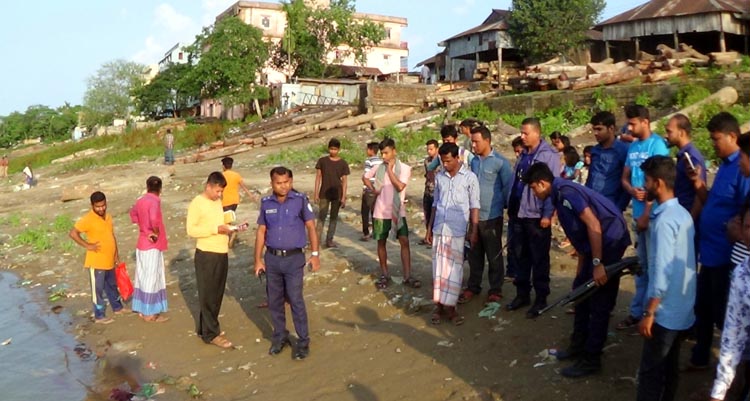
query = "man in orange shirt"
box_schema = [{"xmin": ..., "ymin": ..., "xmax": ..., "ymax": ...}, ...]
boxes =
[
  {"xmin": 221, "ymin": 157, "xmax": 254, "ymax": 247},
  {"xmin": 69, "ymin": 191, "xmax": 126, "ymax": 324}
]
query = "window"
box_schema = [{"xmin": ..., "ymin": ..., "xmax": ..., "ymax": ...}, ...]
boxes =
[
  {"xmin": 178, "ymin": 52, "xmax": 183, "ymax": 60},
  {"xmin": 383, "ymin": 54, "xmax": 391, "ymax": 65},
  {"xmin": 261, "ymin": 15, "xmax": 270, "ymax": 29},
  {"xmin": 385, "ymin": 27, "xmax": 392, "ymax": 39},
  {"xmin": 479, "ymin": 34, "xmax": 483, "ymax": 46}
]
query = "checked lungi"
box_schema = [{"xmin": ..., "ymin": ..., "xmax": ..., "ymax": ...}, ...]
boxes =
[{"xmin": 432, "ymin": 235, "xmax": 465, "ymax": 306}]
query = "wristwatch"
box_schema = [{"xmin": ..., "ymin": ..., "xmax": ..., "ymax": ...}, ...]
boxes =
[
  {"xmin": 592, "ymin": 258, "xmax": 601, "ymax": 267},
  {"xmin": 311, "ymin": 251, "xmax": 319, "ymax": 257},
  {"xmin": 642, "ymin": 311, "xmax": 653, "ymax": 318}
]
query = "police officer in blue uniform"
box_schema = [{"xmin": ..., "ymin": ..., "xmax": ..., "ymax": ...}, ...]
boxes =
[
  {"xmin": 254, "ymin": 166, "xmax": 320, "ymax": 360},
  {"xmin": 524, "ymin": 162, "xmax": 631, "ymax": 378}
]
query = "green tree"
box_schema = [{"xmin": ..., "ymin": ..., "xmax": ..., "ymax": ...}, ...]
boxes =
[
  {"xmin": 133, "ymin": 63, "xmax": 200, "ymax": 118},
  {"xmin": 82, "ymin": 59, "xmax": 146, "ymax": 127},
  {"xmin": 508, "ymin": 0, "xmax": 605, "ymax": 63},
  {"xmin": 273, "ymin": 0, "xmax": 386, "ymax": 78},
  {"xmin": 185, "ymin": 16, "xmax": 270, "ymax": 107}
]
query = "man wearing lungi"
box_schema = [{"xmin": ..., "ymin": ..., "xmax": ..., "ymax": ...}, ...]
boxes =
[
  {"xmin": 130, "ymin": 176, "xmax": 169, "ymax": 323},
  {"xmin": 426, "ymin": 142, "xmax": 480, "ymax": 325}
]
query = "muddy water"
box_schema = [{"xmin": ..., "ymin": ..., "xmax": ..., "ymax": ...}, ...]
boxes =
[{"xmin": 0, "ymin": 271, "xmax": 93, "ymax": 401}]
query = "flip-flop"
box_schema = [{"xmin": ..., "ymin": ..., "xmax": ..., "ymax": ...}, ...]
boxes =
[
  {"xmin": 210, "ymin": 335, "xmax": 233, "ymax": 349},
  {"xmin": 403, "ymin": 277, "xmax": 422, "ymax": 289},
  {"xmin": 95, "ymin": 317, "xmax": 114, "ymax": 325},
  {"xmin": 431, "ymin": 312, "xmax": 442, "ymax": 325},
  {"xmin": 141, "ymin": 314, "xmax": 170, "ymax": 323},
  {"xmin": 449, "ymin": 314, "xmax": 465, "ymax": 326}
]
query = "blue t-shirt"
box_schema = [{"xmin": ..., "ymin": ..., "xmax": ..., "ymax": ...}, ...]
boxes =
[
  {"xmin": 699, "ymin": 151, "xmax": 750, "ymax": 267},
  {"xmin": 674, "ymin": 143, "xmax": 707, "ymax": 213},
  {"xmin": 586, "ymin": 140, "xmax": 630, "ymax": 211},
  {"xmin": 625, "ymin": 134, "xmax": 669, "ymax": 218},
  {"xmin": 257, "ymin": 191, "xmax": 315, "ymax": 250},
  {"xmin": 551, "ymin": 179, "xmax": 631, "ymax": 258}
]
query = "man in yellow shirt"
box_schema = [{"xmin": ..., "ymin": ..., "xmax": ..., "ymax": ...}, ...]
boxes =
[
  {"xmin": 69, "ymin": 191, "xmax": 125, "ymax": 325},
  {"xmin": 187, "ymin": 172, "xmax": 247, "ymax": 349},
  {"xmin": 221, "ymin": 157, "xmax": 254, "ymax": 247}
]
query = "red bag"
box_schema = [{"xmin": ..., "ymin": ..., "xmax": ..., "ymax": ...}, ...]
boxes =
[{"xmin": 115, "ymin": 262, "xmax": 134, "ymax": 301}]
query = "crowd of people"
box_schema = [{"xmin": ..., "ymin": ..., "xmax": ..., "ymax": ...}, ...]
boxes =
[{"xmin": 64, "ymin": 105, "xmax": 750, "ymax": 399}]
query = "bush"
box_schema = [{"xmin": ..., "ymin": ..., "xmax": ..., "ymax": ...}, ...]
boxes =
[
  {"xmin": 454, "ymin": 103, "xmax": 501, "ymax": 124},
  {"xmin": 592, "ymin": 87, "xmax": 617, "ymax": 113},
  {"xmin": 674, "ymin": 85, "xmax": 711, "ymax": 109}
]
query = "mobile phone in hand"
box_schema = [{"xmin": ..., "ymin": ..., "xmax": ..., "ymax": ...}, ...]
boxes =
[{"xmin": 685, "ymin": 153, "xmax": 696, "ymax": 170}]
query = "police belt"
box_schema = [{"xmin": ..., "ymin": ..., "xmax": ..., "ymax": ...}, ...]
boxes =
[{"xmin": 266, "ymin": 247, "xmax": 304, "ymax": 257}]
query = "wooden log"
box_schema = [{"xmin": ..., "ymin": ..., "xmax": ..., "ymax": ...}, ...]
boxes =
[
  {"xmin": 264, "ymin": 125, "xmax": 316, "ymax": 142},
  {"xmin": 710, "ymin": 51, "xmax": 740, "ymax": 66},
  {"xmin": 371, "ymin": 107, "xmax": 417, "ymax": 130},
  {"xmin": 526, "ymin": 57, "xmax": 560, "ymax": 70},
  {"xmin": 310, "ymin": 108, "xmax": 356, "ymax": 130},
  {"xmin": 656, "ymin": 44, "xmax": 690, "ymax": 60},
  {"xmin": 673, "ymin": 58, "xmax": 710, "ymax": 67},
  {"xmin": 678, "ymin": 43, "xmax": 709, "ymax": 61},
  {"xmin": 638, "ymin": 51, "xmax": 656, "ymax": 61},
  {"xmin": 647, "ymin": 69, "xmax": 683, "ymax": 83},
  {"xmin": 571, "ymin": 67, "xmax": 641, "ymax": 90},
  {"xmin": 176, "ymin": 144, "xmax": 252, "ymax": 164},
  {"xmin": 543, "ymin": 65, "xmax": 587, "ymax": 79},
  {"xmin": 567, "ymin": 123, "xmax": 593, "ymax": 139},
  {"xmin": 61, "ymin": 184, "xmax": 96, "ymax": 202},
  {"xmin": 586, "ymin": 61, "xmax": 629, "ymax": 75},
  {"xmin": 651, "ymin": 86, "xmax": 739, "ymax": 131}
]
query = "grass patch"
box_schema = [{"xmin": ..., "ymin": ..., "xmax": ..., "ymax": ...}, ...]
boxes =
[
  {"xmin": 375, "ymin": 126, "xmax": 441, "ymax": 161},
  {"xmin": 8, "ymin": 121, "xmax": 235, "ymax": 174},
  {"xmin": 12, "ymin": 228, "xmax": 52, "ymax": 251}
]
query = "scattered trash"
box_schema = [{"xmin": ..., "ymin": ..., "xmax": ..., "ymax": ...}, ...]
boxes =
[
  {"xmin": 478, "ymin": 302, "xmax": 502, "ymax": 318},
  {"xmin": 1, "ymin": 338, "xmax": 11, "ymax": 346},
  {"xmin": 147, "ymin": 362, "xmax": 157, "ymax": 370},
  {"xmin": 324, "ymin": 331, "xmax": 341, "ymax": 336},
  {"xmin": 437, "ymin": 341, "xmax": 454, "ymax": 348},
  {"xmin": 341, "ymin": 287, "xmax": 348, "ymax": 292},
  {"xmin": 48, "ymin": 289, "xmax": 66, "ymax": 302},
  {"xmin": 37, "ymin": 270, "xmax": 55, "ymax": 277},
  {"xmin": 109, "ymin": 387, "xmax": 134, "ymax": 401},
  {"xmin": 188, "ymin": 384, "xmax": 202, "ymax": 398},
  {"xmin": 395, "ymin": 347, "xmax": 402, "ymax": 353},
  {"xmin": 51, "ymin": 305, "xmax": 64, "ymax": 314},
  {"xmin": 238, "ymin": 362, "xmax": 256, "ymax": 370},
  {"xmin": 74, "ymin": 343, "xmax": 94, "ymax": 361},
  {"xmin": 221, "ymin": 367, "xmax": 233, "ymax": 373},
  {"xmin": 357, "ymin": 276, "xmax": 374, "ymax": 286},
  {"xmin": 618, "ymin": 376, "xmax": 637, "ymax": 385},
  {"xmin": 391, "ymin": 276, "xmax": 404, "ymax": 285},
  {"xmin": 509, "ymin": 359, "xmax": 517, "ymax": 367}
]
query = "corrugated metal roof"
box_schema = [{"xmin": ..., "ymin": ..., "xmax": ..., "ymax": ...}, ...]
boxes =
[
  {"xmin": 441, "ymin": 9, "xmax": 510, "ymax": 44},
  {"xmin": 600, "ymin": 0, "xmax": 747, "ymax": 25}
]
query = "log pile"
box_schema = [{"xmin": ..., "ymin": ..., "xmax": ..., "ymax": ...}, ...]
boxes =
[
  {"xmin": 472, "ymin": 61, "xmax": 523, "ymax": 90},
  {"xmin": 173, "ymin": 105, "xmax": 423, "ymax": 164}
]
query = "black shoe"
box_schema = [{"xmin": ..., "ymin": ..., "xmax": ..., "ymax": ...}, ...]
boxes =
[
  {"xmin": 560, "ymin": 355, "xmax": 601, "ymax": 378},
  {"xmin": 269, "ymin": 338, "xmax": 291, "ymax": 355},
  {"xmin": 293, "ymin": 345, "xmax": 310, "ymax": 360},
  {"xmin": 557, "ymin": 333, "xmax": 586, "ymax": 361},
  {"xmin": 506, "ymin": 296, "xmax": 531, "ymax": 311},
  {"xmin": 526, "ymin": 298, "xmax": 548, "ymax": 319}
]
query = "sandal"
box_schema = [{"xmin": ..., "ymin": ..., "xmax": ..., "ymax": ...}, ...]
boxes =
[
  {"xmin": 445, "ymin": 307, "xmax": 465, "ymax": 326},
  {"xmin": 486, "ymin": 293, "xmax": 502, "ymax": 304},
  {"xmin": 431, "ymin": 305, "xmax": 444, "ymax": 325},
  {"xmin": 403, "ymin": 277, "xmax": 422, "ymax": 289},
  {"xmin": 457, "ymin": 289, "xmax": 475, "ymax": 304},
  {"xmin": 376, "ymin": 275, "xmax": 390, "ymax": 290},
  {"xmin": 141, "ymin": 314, "xmax": 170, "ymax": 323},
  {"xmin": 616, "ymin": 315, "xmax": 641, "ymax": 330},
  {"xmin": 210, "ymin": 335, "xmax": 233, "ymax": 349}
]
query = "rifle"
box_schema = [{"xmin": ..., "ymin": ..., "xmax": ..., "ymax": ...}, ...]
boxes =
[{"xmin": 537, "ymin": 256, "xmax": 641, "ymax": 316}]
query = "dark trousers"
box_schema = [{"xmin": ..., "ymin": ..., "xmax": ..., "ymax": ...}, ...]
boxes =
[
  {"xmin": 690, "ymin": 264, "xmax": 732, "ymax": 366},
  {"xmin": 511, "ymin": 217, "xmax": 552, "ymax": 299},
  {"xmin": 194, "ymin": 249, "xmax": 228, "ymax": 343},
  {"xmin": 90, "ymin": 268, "xmax": 123, "ymax": 319},
  {"xmin": 317, "ymin": 198, "xmax": 341, "ymax": 243},
  {"xmin": 637, "ymin": 323, "xmax": 684, "ymax": 401},
  {"xmin": 361, "ymin": 191, "xmax": 376, "ymax": 235},
  {"xmin": 506, "ymin": 219, "xmax": 518, "ymax": 278},
  {"xmin": 467, "ymin": 217, "xmax": 505, "ymax": 295},
  {"xmin": 573, "ymin": 252, "xmax": 624, "ymax": 355},
  {"xmin": 423, "ymin": 193, "xmax": 434, "ymax": 230},
  {"xmin": 265, "ymin": 252, "xmax": 309, "ymax": 347}
]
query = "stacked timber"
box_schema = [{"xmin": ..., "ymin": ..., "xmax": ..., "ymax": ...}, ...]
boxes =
[
  {"xmin": 424, "ymin": 90, "xmax": 498, "ymax": 107},
  {"xmin": 473, "ymin": 61, "xmax": 522, "ymax": 90}
]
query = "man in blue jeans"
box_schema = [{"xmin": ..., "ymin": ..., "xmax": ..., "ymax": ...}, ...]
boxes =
[
  {"xmin": 637, "ymin": 156, "xmax": 697, "ymax": 401},
  {"xmin": 618, "ymin": 104, "xmax": 669, "ymax": 330}
]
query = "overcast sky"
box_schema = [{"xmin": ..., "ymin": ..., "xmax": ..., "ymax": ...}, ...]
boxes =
[{"xmin": 0, "ymin": 0, "xmax": 640, "ymax": 116}]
